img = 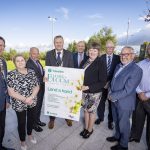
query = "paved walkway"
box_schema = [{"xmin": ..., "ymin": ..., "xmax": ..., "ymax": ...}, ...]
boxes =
[{"xmin": 3, "ymin": 105, "xmax": 147, "ymax": 150}]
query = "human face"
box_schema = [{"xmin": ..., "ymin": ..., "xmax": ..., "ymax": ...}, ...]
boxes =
[
  {"xmin": 0, "ymin": 39, "xmax": 5, "ymax": 56},
  {"xmin": 15, "ymin": 56, "xmax": 26, "ymax": 69},
  {"xmin": 120, "ymin": 48, "xmax": 135, "ymax": 65},
  {"xmin": 106, "ymin": 42, "xmax": 115, "ymax": 55},
  {"xmin": 54, "ymin": 37, "xmax": 64, "ymax": 51},
  {"xmin": 88, "ymin": 48, "xmax": 99, "ymax": 61},
  {"xmin": 77, "ymin": 42, "xmax": 85, "ymax": 53},
  {"xmin": 30, "ymin": 48, "xmax": 39, "ymax": 60}
]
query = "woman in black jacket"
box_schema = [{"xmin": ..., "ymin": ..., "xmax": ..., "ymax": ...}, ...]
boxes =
[{"xmin": 80, "ymin": 42, "xmax": 107, "ymax": 139}]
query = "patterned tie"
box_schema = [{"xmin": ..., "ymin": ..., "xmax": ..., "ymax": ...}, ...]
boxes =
[
  {"xmin": 78, "ymin": 53, "xmax": 83, "ymax": 67},
  {"xmin": 0, "ymin": 58, "xmax": 5, "ymax": 79},
  {"xmin": 36, "ymin": 60, "xmax": 43, "ymax": 75},
  {"xmin": 107, "ymin": 56, "xmax": 111, "ymax": 74},
  {"xmin": 56, "ymin": 52, "xmax": 62, "ymax": 66}
]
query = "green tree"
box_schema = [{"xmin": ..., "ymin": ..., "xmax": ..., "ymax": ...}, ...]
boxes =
[
  {"xmin": 9, "ymin": 48, "xmax": 17, "ymax": 60},
  {"xmin": 67, "ymin": 41, "xmax": 77, "ymax": 52},
  {"xmin": 40, "ymin": 52, "xmax": 46, "ymax": 60},
  {"xmin": 88, "ymin": 27, "xmax": 117, "ymax": 53},
  {"xmin": 22, "ymin": 52, "xmax": 29, "ymax": 60},
  {"xmin": 3, "ymin": 51, "xmax": 10, "ymax": 60}
]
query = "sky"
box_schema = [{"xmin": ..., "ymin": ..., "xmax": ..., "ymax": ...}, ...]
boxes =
[{"xmin": 0, "ymin": 0, "xmax": 150, "ymax": 51}]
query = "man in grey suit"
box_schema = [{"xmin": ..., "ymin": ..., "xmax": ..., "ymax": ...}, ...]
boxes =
[
  {"xmin": 106, "ymin": 46, "xmax": 142, "ymax": 150},
  {"xmin": 0, "ymin": 36, "xmax": 15, "ymax": 150},
  {"xmin": 45, "ymin": 35, "xmax": 74, "ymax": 129}
]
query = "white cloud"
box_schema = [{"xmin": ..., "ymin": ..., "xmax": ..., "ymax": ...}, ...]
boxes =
[
  {"xmin": 117, "ymin": 23, "xmax": 150, "ymax": 45},
  {"xmin": 56, "ymin": 7, "xmax": 69, "ymax": 20},
  {"xmin": 87, "ymin": 13, "xmax": 103, "ymax": 19},
  {"xmin": 138, "ymin": 16, "xmax": 145, "ymax": 21}
]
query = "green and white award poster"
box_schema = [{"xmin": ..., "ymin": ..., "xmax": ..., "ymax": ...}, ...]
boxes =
[{"xmin": 44, "ymin": 66, "xmax": 84, "ymax": 121}]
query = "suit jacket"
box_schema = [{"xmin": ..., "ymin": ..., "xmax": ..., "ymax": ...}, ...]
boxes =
[
  {"xmin": 109, "ymin": 61, "xmax": 143, "ymax": 110},
  {"xmin": 0, "ymin": 58, "xmax": 9, "ymax": 111},
  {"xmin": 45, "ymin": 49, "xmax": 74, "ymax": 68},
  {"xmin": 100, "ymin": 54, "xmax": 120, "ymax": 81},
  {"xmin": 73, "ymin": 52, "xmax": 89, "ymax": 68},
  {"xmin": 82, "ymin": 57, "xmax": 107, "ymax": 93},
  {"xmin": 26, "ymin": 58, "xmax": 44, "ymax": 85}
]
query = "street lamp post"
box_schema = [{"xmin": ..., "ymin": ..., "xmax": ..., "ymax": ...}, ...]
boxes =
[
  {"xmin": 126, "ymin": 18, "xmax": 130, "ymax": 45},
  {"xmin": 48, "ymin": 16, "xmax": 57, "ymax": 49}
]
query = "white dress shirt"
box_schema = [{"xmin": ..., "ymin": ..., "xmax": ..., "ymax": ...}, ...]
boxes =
[{"xmin": 136, "ymin": 58, "xmax": 150, "ymax": 98}]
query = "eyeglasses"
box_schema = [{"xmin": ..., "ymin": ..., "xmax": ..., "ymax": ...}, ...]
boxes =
[
  {"xmin": 119, "ymin": 53, "xmax": 134, "ymax": 57},
  {"xmin": 106, "ymin": 47, "xmax": 115, "ymax": 49}
]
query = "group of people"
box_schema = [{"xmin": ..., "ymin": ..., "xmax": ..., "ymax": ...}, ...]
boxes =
[{"xmin": 0, "ymin": 35, "xmax": 150, "ymax": 150}]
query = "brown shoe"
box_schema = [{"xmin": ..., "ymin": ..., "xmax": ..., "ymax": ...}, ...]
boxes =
[
  {"xmin": 65, "ymin": 119, "xmax": 72, "ymax": 127},
  {"xmin": 48, "ymin": 120, "xmax": 54, "ymax": 129}
]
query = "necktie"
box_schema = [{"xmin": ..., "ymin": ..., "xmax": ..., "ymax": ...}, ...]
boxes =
[
  {"xmin": 78, "ymin": 53, "xmax": 83, "ymax": 67},
  {"xmin": 0, "ymin": 58, "xmax": 5, "ymax": 79},
  {"xmin": 56, "ymin": 52, "xmax": 62, "ymax": 66},
  {"xmin": 107, "ymin": 56, "xmax": 111, "ymax": 74},
  {"xmin": 36, "ymin": 60, "xmax": 43, "ymax": 75}
]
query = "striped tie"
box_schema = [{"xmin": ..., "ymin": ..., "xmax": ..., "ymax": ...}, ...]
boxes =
[
  {"xmin": 56, "ymin": 52, "xmax": 62, "ymax": 66},
  {"xmin": 107, "ymin": 56, "xmax": 111, "ymax": 73}
]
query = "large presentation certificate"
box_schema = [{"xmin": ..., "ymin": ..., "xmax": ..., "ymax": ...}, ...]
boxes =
[{"xmin": 44, "ymin": 66, "xmax": 84, "ymax": 121}]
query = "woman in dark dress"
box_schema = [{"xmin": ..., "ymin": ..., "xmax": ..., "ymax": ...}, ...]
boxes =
[
  {"xmin": 7, "ymin": 54, "xmax": 39, "ymax": 150},
  {"xmin": 80, "ymin": 42, "xmax": 107, "ymax": 138}
]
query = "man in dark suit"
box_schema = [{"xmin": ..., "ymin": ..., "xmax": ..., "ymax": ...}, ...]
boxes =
[
  {"xmin": 0, "ymin": 36, "xmax": 15, "ymax": 150},
  {"xmin": 106, "ymin": 46, "xmax": 142, "ymax": 150},
  {"xmin": 73, "ymin": 41, "xmax": 88, "ymax": 68},
  {"xmin": 45, "ymin": 35, "xmax": 74, "ymax": 129},
  {"xmin": 95, "ymin": 40, "xmax": 120, "ymax": 129},
  {"xmin": 26, "ymin": 47, "xmax": 46, "ymax": 132}
]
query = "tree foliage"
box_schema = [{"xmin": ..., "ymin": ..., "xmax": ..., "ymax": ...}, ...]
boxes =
[
  {"xmin": 87, "ymin": 27, "xmax": 117, "ymax": 53},
  {"xmin": 3, "ymin": 49, "xmax": 47, "ymax": 61},
  {"xmin": 67, "ymin": 40, "xmax": 77, "ymax": 52},
  {"xmin": 67, "ymin": 26, "xmax": 117, "ymax": 53}
]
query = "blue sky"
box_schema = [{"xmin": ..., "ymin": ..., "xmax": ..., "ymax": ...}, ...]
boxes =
[{"xmin": 0, "ymin": 0, "xmax": 150, "ymax": 51}]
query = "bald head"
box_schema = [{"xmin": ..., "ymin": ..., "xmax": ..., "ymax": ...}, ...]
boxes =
[
  {"xmin": 30, "ymin": 47, "xmax": 40, "ymax": 60},
  {"xmin": 106, "ymin": 40, "xmax": 115, "ymax": 55}
]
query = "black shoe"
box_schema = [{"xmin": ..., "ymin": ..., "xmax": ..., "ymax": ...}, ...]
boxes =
[
  {"xmin": 37, "ymin": 121, "xmax": 46, "ymax": 126},
  {"xmin": 111, "ymin": 144, "xmax": 119, "ymax": 150},
  {"xmin": 108, "ymin": 122, "xmax": 114, "ymax": 130},
  {"xmin": 80, "ymin": 129, "xmax": 88, "ymax": 136},
  {"xmin": 129, "ymin": 137, "xmax": 140, "ymax": 143},
  {"xmin": 33, "ymin": 125, "xmax": 43, "ymax": 132},
  {"xmin": 95, "ymin": 119, "xmax": 103, "ymax": 125},
  {"xmin": 106, "ymin": 136, "xmax": 119, "ymax": 142},
  {"xmin": 0, "ymin": 146, "xmax": 15, "ymax": 150},
  {"xmin": 82, "ymin": 129, "xmax": 93, "ymax": 139},
  {"xmin": 111, "ymin": 144, "xmax": 128, "ymax": 150}
]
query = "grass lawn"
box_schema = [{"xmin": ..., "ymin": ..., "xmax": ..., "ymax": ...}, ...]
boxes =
[{"xmin": 7, "ymin": 60, "xmax": 45, "ymax": 71}]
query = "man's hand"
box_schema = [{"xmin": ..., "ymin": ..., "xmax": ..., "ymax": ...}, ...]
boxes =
[
  {"xmin": 82, "ymin": 86, "xmax": 89, "ymax": 91},
  {"xmin": 108, "ymin": 95, "xmax": 112, "ymax": 101},
  {"xmin": 43, "ymin": 77, "xmax": 48, "ymax": 82},
  {"xmin": 104, "ymin": 82, "xmax": 110, "ymax": 89},
  {"xmin": 25, "ymin": 97, "xmax": 33, "ymax": 105},
  {"xmin": 6, "ymin": 103, "xmax": 10, "ymax": 109},
  {"xmin": 138, "ymin": 92, "xmax": 149, "ymax": 101}
]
